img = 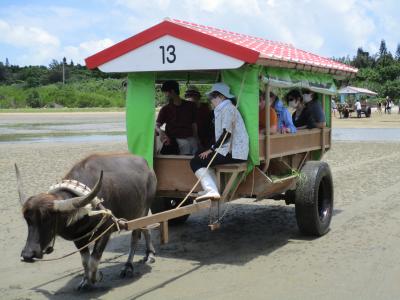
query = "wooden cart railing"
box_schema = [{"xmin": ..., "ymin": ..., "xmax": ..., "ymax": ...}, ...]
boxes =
[
  {"xmin": 155, "ymin": 128, "xmax": 330, "ymax": 198},
  {"xmin": 142, "ymin": 128, "xmax": 331, "ymax": 243}
]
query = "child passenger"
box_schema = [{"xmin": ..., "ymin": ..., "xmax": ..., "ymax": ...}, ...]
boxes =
[
  {"xmin": 190, "ymin": 83, "xmax": 249, "ymax": 200},
  {"xmin": 270, "ymin": 92, "xmax": 297, "ymax": 133},
  {"xmin": 259, "ymin": 90, "xmax": 278, "ymax": 134}
]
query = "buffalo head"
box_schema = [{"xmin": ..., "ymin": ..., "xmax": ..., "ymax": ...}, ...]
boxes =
[{"xmin": 15, "ymin": 164, "xmax": 103, "ymax": 262}]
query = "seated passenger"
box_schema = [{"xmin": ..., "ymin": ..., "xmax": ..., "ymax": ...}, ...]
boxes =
[
  {"xmin": 190, "ymin": 83, "xmax": 249, "ymax": 200},
  {"xmin": 156, "ymin": 80, "xmax": 199, "ymax": 155},
  {"xmin": 270, "ymin": 92, "xmax": 297, "ymax": 133},
  {"xmin": 302, "ymin": 89, "xmax": 326, "ymax": 129},
  {"xmin": 185, "ymin": 85, "xmax": 214, "ymax": 150},
  {"xmin": 286, "ymin": 89, "xmax": 326, "ymax": 129},
  {"xmin": 286, "ymin": 89, "xmax": 308, "ymax": 129},
  {"xmin": 259, "ymin": 90, "xmax": 278, "ymax": 134}
]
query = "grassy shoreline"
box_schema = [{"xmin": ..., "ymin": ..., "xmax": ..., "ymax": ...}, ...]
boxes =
[{"xmin": 0, "ymin": 107, "xmax": 125, "ymax": 113}]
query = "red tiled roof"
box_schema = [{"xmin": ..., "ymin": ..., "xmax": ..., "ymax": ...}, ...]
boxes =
[
  {"xmin": 85, "ymin": 19, "xmax": 357, "ymax": 75},
  {"xmin": 170, "ymin": 19, "xmax": 357, "ymax": 74}
]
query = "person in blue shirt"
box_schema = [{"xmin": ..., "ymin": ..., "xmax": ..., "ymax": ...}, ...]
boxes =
[
  {"xmin": 270, "ymin": 92, "xmax": 297, "ymax": 133},
  {"xmin": 302, "ymin": 89, "xmax": 326, "ymax": 128}
]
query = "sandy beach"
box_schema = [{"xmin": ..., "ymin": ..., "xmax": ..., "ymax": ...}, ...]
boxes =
[
  {"xmin": 0, "ymin": 111, "xmax": 400, "ymax": 299},
  {"xmin": 332, "ymin": 110, "xmax": 400, "ymax": 128}
]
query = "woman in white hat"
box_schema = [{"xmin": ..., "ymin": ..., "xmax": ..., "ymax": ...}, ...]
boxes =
[{"xmin": 190, "ymin": 82, "xmax": 249, "ymax": 200}]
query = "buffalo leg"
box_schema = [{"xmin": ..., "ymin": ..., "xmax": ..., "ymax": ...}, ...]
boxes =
[
  {"xmin": 77, "ymin": 247, "xmax": 91, "ymax": 290},
  {"xmin": 142, "ymin": 228, "xmax": 156, "ymax": 263},
  {"xmin": 120, "ymin": 229, "xmax": 140, "ymax": 278},
  {"xmin": 87, "ymin": 234, "xmax": 110, "ymax": 285}
]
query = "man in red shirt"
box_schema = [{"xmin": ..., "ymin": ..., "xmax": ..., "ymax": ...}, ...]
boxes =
[
  {"xmin": 184, "ymin": 85, "xmax": 214, "ymax": 150},
  {"xmin": 156, "ymin": 80, "xmax": 199, "ymax": 155}
]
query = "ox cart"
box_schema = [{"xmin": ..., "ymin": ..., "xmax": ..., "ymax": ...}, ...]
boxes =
[{"xmin": 86, "ymin": 19, "xmax": 357, "ymax": 242}]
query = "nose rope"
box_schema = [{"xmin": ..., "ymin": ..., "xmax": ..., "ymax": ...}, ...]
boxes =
[{"xmin": 33, "ymin": 223, "xmax": 116, "ymax": 262}]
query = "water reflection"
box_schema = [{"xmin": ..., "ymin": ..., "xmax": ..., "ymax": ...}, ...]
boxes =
[
  {"xmin": 332, "ymin": 128, "xmax": 400, "ymax": 142},
  {"xmin": 1, "ymin": 120, "xmax": 399, "ymax": 143}
]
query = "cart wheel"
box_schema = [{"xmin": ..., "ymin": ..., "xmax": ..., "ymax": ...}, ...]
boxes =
[
  {"xmin": 151, "ymin": 197, "xmax": 191, "ymax": 225},
  {"xmin": 295, "ymin": 161, "xmax": 333, "ymax": 236},
  {"xmin": 366, "ymin": 107, "xmax": 371, "ymax": 117}
]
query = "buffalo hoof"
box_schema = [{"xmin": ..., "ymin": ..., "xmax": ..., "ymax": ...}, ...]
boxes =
[
  {"xmin": 77, "ymin": 277, "xmax": 93, "ymax": 291},
  {"xmin": 142, "ymin": 252, "xmax": 156, "ymax": 264},
  {"xmin": 120, "ymin": 262, "xmax": 134, "ymax": 278},
  {"xmin": 96, "ymin": 270, "xmax": 103, "ymax": 283}
]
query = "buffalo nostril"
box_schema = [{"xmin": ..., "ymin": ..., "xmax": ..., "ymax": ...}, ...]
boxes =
[
  {"xmin": 21, "ymin": 248, "xmax": 41, "ymax": 262},
  {"xmin": 21, "ymin": 256, "xmax": 35, "ymax": 262},
  {"xmin": 21, "ymin": 251, "xmax": 35, "ymax": 262}
]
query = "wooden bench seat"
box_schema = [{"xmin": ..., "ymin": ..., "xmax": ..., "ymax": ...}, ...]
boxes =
[{"xmin": 215, "ymin": 163, "xmax": 247, "ymax": 172}]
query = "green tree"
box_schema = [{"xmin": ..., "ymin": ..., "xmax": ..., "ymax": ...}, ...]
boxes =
[
  {"xmin": 395, "ymin": 44, "xmax": 400, "ymax": 61},
  {"xmin": 0, "ymin": 62, "xmax": 7, "ymax": 82},
  {"xmin": 352, "ymin": 48, "xmax": 375, "ymax": 68},
  {"xmin": 26, "ymin": 90, "xmax": 41, "ymax": 108},
  {"xmin": 377, "ymin": 39, "xmax": 393, "ymax": 67},
  {"xmin": 47, "ymin": 59, "xmax": 63, "ymax": 83}
]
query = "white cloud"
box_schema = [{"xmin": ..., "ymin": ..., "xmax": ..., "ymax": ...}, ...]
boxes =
[
  {"xmin": 63, "ymin": 38, "xmax": 115, "ymax": 64},
  {"xmin": 1, "ymin": 0, "xmax": 399, "ymax": 66},
  {"xmin": 115, "ymin": 0, "xmax": 171, "ymax": 11},
  {"xmin": 191, "ymin": 0, "xmax": 262, "ymax": 15},
  {"xmin": 0, "ymin": 19, "xmax": 59, "ymax": 48}
]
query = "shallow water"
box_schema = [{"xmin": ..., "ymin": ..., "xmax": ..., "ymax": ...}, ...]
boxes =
[
  {"xmin": 1, "ymin": 118, "xmax": 399, "ymax": 143},
  {"xmin": 332, "ymin": 128, "xmax": 400, "ymax": 142},
  {"xmin": 0, "ymin": 116, "xmax": 126, "ymax": 143}
]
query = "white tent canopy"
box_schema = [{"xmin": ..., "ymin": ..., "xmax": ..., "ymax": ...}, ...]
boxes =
[{"xmin": 338, "ymin": 86, "xmax": 377, "ymax": 96}]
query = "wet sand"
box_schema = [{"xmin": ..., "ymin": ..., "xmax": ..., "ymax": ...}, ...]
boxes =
[
  {"xmin": 0, "ymin": 112, "xmax": 400, "ymax": 299},
  {"xmin": 332, "ymin": 109, "xmax": 400, "ymax": 128}
]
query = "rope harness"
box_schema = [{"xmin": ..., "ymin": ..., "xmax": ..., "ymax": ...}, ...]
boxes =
[
  {"xmin": 35, "ymin": 180, "xmax": 123, "ymax": 262},
  {"xmin": 36, "ymin": 67, "xmax": 251, "ymax": 261}
]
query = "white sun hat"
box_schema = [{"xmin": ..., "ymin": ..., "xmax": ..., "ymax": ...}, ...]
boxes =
[{"xmin": 206, "ymin": 82, "xmax": 234, "ymax": 99}]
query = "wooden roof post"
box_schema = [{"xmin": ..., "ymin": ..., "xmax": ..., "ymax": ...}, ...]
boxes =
[{"xmin": 262, "ymin": 83, "xmax": 271, "ymax": 172}]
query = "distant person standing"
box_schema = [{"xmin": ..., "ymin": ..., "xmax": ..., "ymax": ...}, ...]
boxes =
[
  {"xmin": 387, "ymin": 98, "xmax": 392, "ymax": 114},
  {"xmin": 331, "ymin": 98, "xmax": 338, "ymax": 117},
  {"xmin": 398, "ymin": 101, "xmax": 400, "ymax": 114},
  {"xmin": 355, "ymin": 99, "xmax": 362, "ymax": 118},
  {"xmin": 377, "ymin": 101, "xmax": 382, "ymax": 114},
  {"xmin": 384, "ymin": 97, "xmax": 388, "ymax": 114}
]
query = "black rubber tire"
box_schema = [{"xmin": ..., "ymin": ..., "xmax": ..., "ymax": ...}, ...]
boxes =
[
  {"xmin": 295, "ymin": 161, "xmax": 334, "ymax": 236},
  {"xmin": 151, "ymin": 197, "xmax": 191, "ymax": 225},
  {"xmin": 366, "ymin": 107, "xmax": 371, "ymax": 118}
]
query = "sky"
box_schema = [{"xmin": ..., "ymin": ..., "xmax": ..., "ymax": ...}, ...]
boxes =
[{"xmin": 0, "ymin": 0, "xmax": 399, "ymax": 67}]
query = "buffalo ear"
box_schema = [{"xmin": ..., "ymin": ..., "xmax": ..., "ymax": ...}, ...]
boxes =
[
  {"xmin": 15, "ymin": 164, "xmax": 27, "ymax": 206},
  {"xmin": 52, "ymin": 170, "xmax": 103, "ymax": 212}
]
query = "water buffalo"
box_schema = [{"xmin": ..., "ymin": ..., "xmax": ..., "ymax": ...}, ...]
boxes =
[{"xmin": 16, "ymin": 153, "xmax": 157, "ymax": 290}]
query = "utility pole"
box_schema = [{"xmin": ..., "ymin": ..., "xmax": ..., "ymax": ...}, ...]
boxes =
[{"xmin": 62, "ymin": 57, "xmax": 66, "ymax": 84}]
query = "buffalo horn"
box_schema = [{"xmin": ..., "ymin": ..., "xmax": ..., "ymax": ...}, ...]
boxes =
[
  {"xmin": 14, "ymin": 164, "xmax": 27, "ymax": 206},
  {"xmin": 53, "ymin": 170, "xmax": 103, "ymax": 212}
]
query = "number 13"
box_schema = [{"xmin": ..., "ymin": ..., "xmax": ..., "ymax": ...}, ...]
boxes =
[{"xmin": 160, "ymin": 45, "xmax": 176, "ymax": 64}]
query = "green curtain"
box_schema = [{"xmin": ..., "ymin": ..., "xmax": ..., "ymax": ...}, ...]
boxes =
[
  {"xmin": 222, "ymin": 64, "xmax": 261, "ymax": 171},
  {"xmin": 126, "ymin": 72, "xmax": 155, "ymax": 167},
  {"xmin": 324, "ymin": 94, "xmax": 332, "ymax": 128}
]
